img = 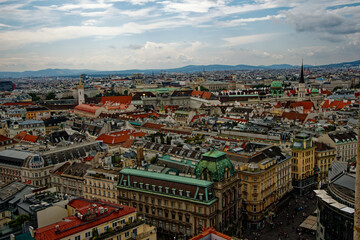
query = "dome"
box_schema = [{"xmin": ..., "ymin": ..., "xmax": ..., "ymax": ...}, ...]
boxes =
[
  {"xmin": 194, "ymin": 148, "xmax": 235, "ymax": 182},
  {"xmin": 270, "ymin": 80, "xmax": 282, "ymax": 89},
  {"xmin": 311, "ymin": 88, "xmax": 319, "ymax": 94}
]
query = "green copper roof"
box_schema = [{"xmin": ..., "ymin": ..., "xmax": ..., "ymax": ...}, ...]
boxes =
[
  {"xmin": 202, "ymin": 148, "xmax": 226, "ymax": 158},
  {"xmin": 194, "ymin": 148, "xmax": 235, "ymax": 182},
  {"xmin": 270, "ymin": 80, "xmax": 282, "ymax": 88},
  {"xmin": 120, "ymin": 168, "xmax": 212, "ymax": 187},
  {"xmin": 311, "ymin": 88, "xmax": 319, "ymax": 93}
]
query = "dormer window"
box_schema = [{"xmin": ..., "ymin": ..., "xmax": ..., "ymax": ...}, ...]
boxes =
[
  {"xmin": 179, "ymin": 190, "xmax": 183, "ymax": 196},
  {"xmin": 139, "ymin": 183, "xmax": 144, "ymax": 189},
  {"xmin": 165, "ymin": 187, "xmax": 169, "ymax": 194},
  {"xmin": 133, "ymin": 181, "xmax": 137, "ymax": 187},
  {"xmin": 172, "ymin": 188, "xmax": 176, "ymax": 195},
  {"xmin": 186, "ymin": 191, "xmax": 191, "ymax": 198},
  {"xmin": 145, "ymin": 184, "xmax": 149, "ymax": 190},
  {"xmin": 159, "ymin": 186, "xmax": 163, "ymax": 192},
  {"xmin": 152, "ymin": 185, "xmax": 156, "ymax": 191},
  {"xmin": 199, "ymin": 193, "xmax": 203, "ymax": 200}
]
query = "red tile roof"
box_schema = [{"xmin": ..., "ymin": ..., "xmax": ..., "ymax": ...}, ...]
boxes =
[
  {"xmin": 0, "ymin": 135, "xmax": 12, "ymax": 142},
  {"xmin": 142, "ymin": 122, "xmax": 165, "ymax": 130},
  {"xmin": 191, "ymin": 90, "xmax": 212, "ymax": 100},
  {"xmin": 190, "ymin": 227, "xmax": 231, "ymax": 240},
  {"xmin": 22, "ymin": 134, "xmax": 38, "ymax": 143},
  {"xmin": 96, "ymin": 130, "xmax": 146, "ymax": 145},
  {"xmin": 13, "ymin": 131, "xmax": 27, "ymax": 142},
  {"xmin": 75, "ymin": 104, "xmax": 101, "ymax": 114},
  {"xmin": 281, "ymin": 111, "xmax": 308, "ymax": 122},
  {"xmin": 100, "ymin": 96, "xmax": 132, "ymax": 105},
  {"xmin": 35, "ymin": 199, "xmax": 135, "ymax": 240},
  {"xmin": 290, "ymin": 101, "xmax": 314, "ymax": 110}
]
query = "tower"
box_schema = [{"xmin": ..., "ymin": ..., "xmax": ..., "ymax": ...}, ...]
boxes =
[
  {"xmin": 297, "ymin": 61, "xmax": 306, "ymax": 101},
  {"xmin": 77, "ymin": 75, "xmax": 85, "ymax": 105},
  {"xmin": 354, "ymin": 97, "xmax": 360, "ymax": 239}
]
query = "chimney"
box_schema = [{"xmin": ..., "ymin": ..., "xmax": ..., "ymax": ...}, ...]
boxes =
[{"xmin": 29, "ymin": 226, "xmax": 35, "ymax": 238}]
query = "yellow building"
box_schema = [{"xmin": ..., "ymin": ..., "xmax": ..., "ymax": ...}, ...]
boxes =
[
  {"xmin": 229, "ymin": 143, "xmax": 292, "ymax": 229},
  {"xmin": 291, "ymin": 133, "xmax": 316, "ymax": 194},
  {"xmin": 83, "ymin": 167, "xmax": 120, "ymax": 204},
  {"xmin": 25, "ymin": 107, "xmax": 50, "ymax": 120},
  {"xmin": 314, "ymin": 142, "xmax": 336, "ymax": 184},
  {"xmin": 34, "ymin": 198, "xmax": 156, "ymax": 240}
]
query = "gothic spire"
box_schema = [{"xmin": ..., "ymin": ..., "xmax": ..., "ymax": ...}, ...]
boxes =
[{"xmin": 299, "ymin": 60, "xmax": 305, "ymax": 84}]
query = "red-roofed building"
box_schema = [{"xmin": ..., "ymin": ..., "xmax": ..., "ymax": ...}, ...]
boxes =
[
  {"xmin": 141, "ymin": 122, "xmax": 165, "ymax": 134},
  {"xmin": 290, "ymin": 101, "xmax": 314, "ymax": 114},
  {"xmin": 96, "ymin": 130, "xmax": 146, "ymax": 146},
  {"xmin": 190, "ymin": 227, "xmax": 235, "ymax": 240},
  {"xmin": 22, "ymin": 134, "xmax": 39, "ymax": 143},
  {"xmin": 101, "ymin": 96, "xmax": 134, "ymax": 113},
  {"xmin": 74, "ymin": 104, "xmax": 104, "ymax": 118},
  {"xmin": 0, "ymin": 135, "xmax": 14, "ymax": 150},
  {"xmin": 2, "ymin": 102, "xmax": 36, "ymax": 106},
  {"xmin": 34, "ymin": 198, "xmax": 156, "ymax": 240},
  {"xmin": 281, "ymin": 111, "xmax": 308, "ymax": 123}
]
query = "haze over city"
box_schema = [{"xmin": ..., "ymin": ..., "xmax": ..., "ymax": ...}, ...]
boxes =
[{"xmin": 1, "ymin": 0, "xmax": 360, "ymax": 71}]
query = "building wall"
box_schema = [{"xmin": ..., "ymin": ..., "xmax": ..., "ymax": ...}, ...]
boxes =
[
  {"xmin": 239, "ymin": 161, "xmax": 277, "ymax": 229},
  {"xmin": 315, "ymin": 149, "xmax": 336, "ymax": 183},
  {"xmin": 291, "ymin": 146, "xmax": 316, "ymax": 180},
  {"xmin": 83, "ymin": 174, "xmax": 118, "ymax": 204}
]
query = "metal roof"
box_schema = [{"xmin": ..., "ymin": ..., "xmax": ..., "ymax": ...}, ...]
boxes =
[
  {"xmin": 0, "ymin": 149, "xmax": 33, "ymax": 160},
  {"xmin": 120, "ymin": 168, "xmax": 212, "ymax": 188}
]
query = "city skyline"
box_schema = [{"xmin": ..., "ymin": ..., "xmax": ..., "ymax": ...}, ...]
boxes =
[{"xmin": 1, "ymin": 0, "xmax": 360, "ymax": 71}]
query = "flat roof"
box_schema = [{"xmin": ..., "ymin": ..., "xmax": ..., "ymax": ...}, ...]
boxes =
[{"xmin": 120, "ymin": 168, "xmax": 212, "ymax": 188}]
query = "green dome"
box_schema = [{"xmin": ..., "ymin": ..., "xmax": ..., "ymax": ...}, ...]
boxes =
[
  {"xmin": 270, "ymin": 80, "xmax": 282, "ymax": 88},
  {"xmin": 311, "ymin": 88, "xmax": 319, "ymax": 93},
  {"xmin": 194, "ymin": 148, "xmax": 235, "ymax": 182}
]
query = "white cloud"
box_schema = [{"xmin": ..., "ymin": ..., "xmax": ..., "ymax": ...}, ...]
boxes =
[{"xmin": 223, "ymin": 33, "xmax": 280, "ymax": 46}]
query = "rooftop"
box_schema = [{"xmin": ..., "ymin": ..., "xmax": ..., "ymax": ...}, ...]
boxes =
[
  {"xmin": 35, "ymin": 199, "xmax": 135, "ymax": 240},
  {"xmin": 120, "ymin": 168, "xmax": 213, "ymax": 188}
]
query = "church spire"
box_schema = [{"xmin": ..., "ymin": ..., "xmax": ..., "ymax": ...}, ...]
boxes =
[
  {"xmin": 78, "ymin": 74, "xmax": 84, "ymax": 89},
  {"xmin": 299, "ymin": 60, "xmax": 305, "ymax": 84}
]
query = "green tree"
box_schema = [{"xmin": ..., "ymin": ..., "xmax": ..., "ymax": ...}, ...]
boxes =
[
  {"xmin": 200, "ymin": 86, "xmax": 209, "ymax": 91},
  {"xmin": 8, "ymin": 214, "xmax": 30, "ymax": 228},
  {"xmin": 333, "ymin": 86, "xmax": 342, "ymax": 92},
  {"xmin": 46, "ymin": 92, "xmax": 56, "ymax": 100},
  {"xmin": 29, "ymin": 93, "xmax": 40, "ymax": 101}
]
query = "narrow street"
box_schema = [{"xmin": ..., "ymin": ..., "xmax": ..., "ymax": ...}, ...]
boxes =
[{"xmin": 242, "ymin": 193, "xmax": 317, "ymax": 240}]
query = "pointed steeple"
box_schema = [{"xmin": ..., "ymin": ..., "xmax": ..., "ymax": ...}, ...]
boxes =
[
  {"xmin": 78, "ymin": 74, "xmax": 84, "ymax": 89},
  {"xmin": 299, "ymin": 60, "xmax": 305, "ymax": 84}
]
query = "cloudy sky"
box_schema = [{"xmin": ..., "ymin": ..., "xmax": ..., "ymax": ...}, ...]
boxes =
[{"xmin": 0, "ymin": 0, "xmax": 359, "ymax": 71}]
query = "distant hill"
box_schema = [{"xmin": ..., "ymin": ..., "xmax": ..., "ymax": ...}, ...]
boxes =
[{"xmin": 0, "ymin": 60, "xmax": 359, "ymax": 78}]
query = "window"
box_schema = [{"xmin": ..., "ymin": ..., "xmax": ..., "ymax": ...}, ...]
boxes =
[
  {"xmin": 112, "ymin": 222, "xmax": 118, "ymax": 228},
  {"xmin": 85, "ymin": 232, "xmax": 91, "ymax": 238},
  {"xmin": 158, "ymin": 199, "xmax": 161, "ymax": 205},
  {"xmin": 125, "ymin": 231, "xmax": 130, "ymax": 238},
  {"xmin": 75, "ymin": 236, "xmax": 81, "ymax": 240},
  {"xmin": 253, "ymin": 205, "xmax": 257, "ymax": 212}
]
